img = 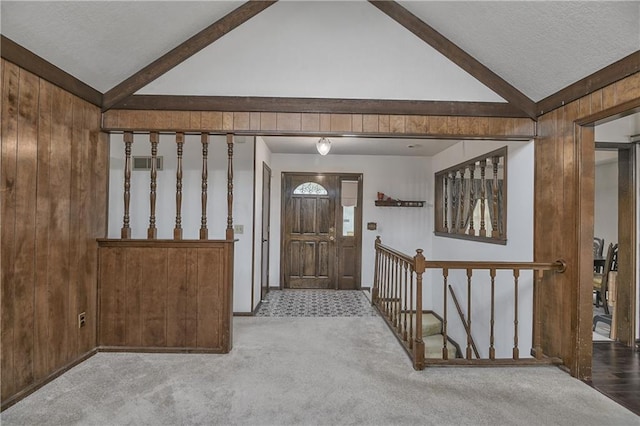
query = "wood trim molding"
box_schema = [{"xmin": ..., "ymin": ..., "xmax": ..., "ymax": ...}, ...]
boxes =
[
  {"xmin": 102, "ymin": 109, "xmax": 536, "ymax": 138},
  {"xmin": 0, "ymin": 35, "xmax": 103, "ymax": 106},
  {"xmin": 576, "ymin": 98, "xmax": 640, "ymax": 127},
  {"xmin": 537, "ymin": 51, "xmax": 640, "ymax": 116},
  {"xmin": 111, "ymin": 95, "xmax": 528, "ymax": 118},
  {"xmin": 102, "ymin": 0, "xmax": 278, "ymax": 111},
  {"xmin": 368, "ymin": 1, "xmax": 537, "ymax": 119}
]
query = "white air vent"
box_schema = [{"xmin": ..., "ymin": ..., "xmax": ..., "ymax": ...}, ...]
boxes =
[{"xmin": 132, "ymin": 156, "xmax": 163, "ymax": 171}]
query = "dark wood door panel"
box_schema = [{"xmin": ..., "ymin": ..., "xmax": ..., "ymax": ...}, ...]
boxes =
[{"xmin": 281, "ymin": 173, "xmax": 362, "ymax": 290}]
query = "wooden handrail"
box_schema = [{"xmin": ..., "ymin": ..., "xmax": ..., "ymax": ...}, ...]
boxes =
[
  {"xmin": 425, "ymin": 260, "xmax": 565, "ymax": 272},
  {"xmin": 372, "ymin": 237, "xmax": 565, "ymax": 370}
]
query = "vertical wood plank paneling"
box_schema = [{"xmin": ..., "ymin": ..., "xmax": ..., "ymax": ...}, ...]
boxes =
[
  {"xmin": 66, "ymin": 96, "xmax": 84, "ymax": 362},
  {"xmin": 47, "ymin": 85, "xmax": 73, "ymax": 372},
  {"xmin": 362, "ymin": 115, "xmax": 378, "ymax": 133},
  {"xmin": 185, "ymin": 248, "xmax": 199, "ymax": 347},
  {"xmin": 301, "ymin": 113, "xmax": 320, "ymax": 132},
  {"xmin": 233, "ymin": 112, "xmax": 250, "ymax": 130},
  {"xmin": 576, "ymin": 123, "xmax": 595, "ymax": 377},
  {"xmin": 560, "ymin": 103, "xmax": 579, "ymax": 364},
  {"xmin": 222, "ymin": 112, "xmax": 233, "ymax": 130},
  {"xmin": 13, "ymin": 68, "xmax": 39, "ymax": 391},
  {"xmin": 125, "ymin": 249, "xmax": 144, "ymax": 346},
  {"xmin": 249, "ymin": 112, "xmax": 260, "ymax": 130},
  {"xmin": 197, "ymin": 248, "xmax": 222, "ymax": 347},
  {"xmin": 201, "ymin": 111, "xmax": 222, "ymax": 130},
  {"xmin": 97, "ymin": 243, "xmax": 231, "ymax": 351},
  {"xmin": 166, "ymin": 248, "xmax": 187, "ymax": 347},
  {"xmin": 141, "ymin": 249, "xmax": 167, "ymax": 347},
  {"xmin": 319, "ymin": 114, "xmax": 331, "ymax": 132},
  {"xmin": 33, "ymin": 78, "xmax": 52, "ymax": 380},
  {"xmin": 98, "ymin": 248, "xmax": 126, "ymax": 346},
  {"xmin": 260, "ymin": 113, "xmax": 276, "ymax": 131},
  {"xmin": 1, "ymin": 62, "xmax": 108, "ymax": 407},
  {"xmin": 1, "ymin": 60, "xmax": 19, "ymax": 401},
  {"xmin": 77, "ymin": 101, "xmax": 95, "ymax": 355}
]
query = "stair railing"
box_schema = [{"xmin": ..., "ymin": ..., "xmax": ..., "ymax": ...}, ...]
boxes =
[{"xmin": 372, "ymin": 237, "xmax": 566, "ymax": 370}]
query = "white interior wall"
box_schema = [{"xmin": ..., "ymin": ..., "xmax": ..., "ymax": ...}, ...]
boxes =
[
  {"xmin": 594, "ymin": 157, "xmax": 619, "ymax": 248},
  {"xmin": 430, "ymin": 140, "xmax": 535, "ymax": 358},
  {"xmin": 252, "ymin": 137, "xmax": 272, "ymax": 311},
  {"xmin": 269, "ymin": 154, "xmax": 432, "ymax": 289},
  {"xmin": 108, "ymin": 133, "xmax": 255, "ymax": 313}
]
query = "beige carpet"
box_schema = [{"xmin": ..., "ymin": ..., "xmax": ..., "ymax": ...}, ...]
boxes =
[{"xmin": 2, "ymin": 316, "xmax": 637, "ymax": 425}]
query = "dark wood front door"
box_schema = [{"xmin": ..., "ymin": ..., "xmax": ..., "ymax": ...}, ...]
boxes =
[{"xmin": 281, "ymin": 173, "xmax": 362, "ymax": 289}]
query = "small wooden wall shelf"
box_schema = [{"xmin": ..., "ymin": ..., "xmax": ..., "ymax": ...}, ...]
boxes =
[{"xmin": 375, "ymin": 200, "xmax": 425, "ymax": 207}]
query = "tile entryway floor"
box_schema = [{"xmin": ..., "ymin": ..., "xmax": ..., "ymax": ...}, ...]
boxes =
[{"xmin": 256, "ymin": 289, "xmax": 378, "ymax": 317}]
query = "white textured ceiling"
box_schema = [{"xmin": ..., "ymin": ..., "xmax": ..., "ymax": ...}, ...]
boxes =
[
  {"xmin": 399, "ymin": 1, "xmax": 640, "ymax": 101},
  {"xmin": 1, "ymin": 1, "xmax": 638, "ymax": 102},
  {"xmin": 139, "ymin": 1, "xmax": 503, "ymax": 101},
  {"xmin": 0, "ymin": 1, "xmax": 239, "ymax": 92}
]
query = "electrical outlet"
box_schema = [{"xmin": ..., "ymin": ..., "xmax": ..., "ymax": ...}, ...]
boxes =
[
  {"xmin": 78, "ymin": 312, "xmax": 86, "ymax": 328},
  {"xmin": 234, "ymin": 224, "xmax": 244, "ymax": 234}
]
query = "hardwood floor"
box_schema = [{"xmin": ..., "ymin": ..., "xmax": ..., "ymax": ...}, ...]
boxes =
[{"xmin": 588, "ymin": 341, "xmax": 640, "ymax": 416}]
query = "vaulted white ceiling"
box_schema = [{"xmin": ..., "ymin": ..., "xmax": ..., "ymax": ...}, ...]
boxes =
[
  {"xmin": 2, "ymin": 1, "xmax": 638, "ymax": 103},
  {"xmin": 4, "ymin": 1, "xmax": 637, "ymax": 156},
  {"xmin": 138, "ymin": 1, "xmax": 504, "ymax": 102}
]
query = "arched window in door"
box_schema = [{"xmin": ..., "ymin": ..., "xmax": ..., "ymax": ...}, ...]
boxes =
[{"xmin": 292, "ymin": 182, "xmax": 328, "ymax": 195}]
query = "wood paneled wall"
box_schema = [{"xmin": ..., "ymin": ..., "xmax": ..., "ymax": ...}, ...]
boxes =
[
  {"xmin": 1, "ymin": 59, "xmax": 109, "ymax": 407},
  {"xmin": 535, "ymin": 71, "xmax": 640, "ymax": 380},
  {"xmin": 103, "ymin": 109, "xmax": 536, "ymax": 139},
  {"xmin": 97, "ymin": 241, "xmax": 233, "ymax": 352}
]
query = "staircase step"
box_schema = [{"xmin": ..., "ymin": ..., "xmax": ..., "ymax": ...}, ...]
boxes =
[
  {"xmin": 424, "ymin": 334, "xmax": 458, "ymax": 359},
  {"xmin": 409, "ymin": 312, "xmax": 443, "ymax": 337}
]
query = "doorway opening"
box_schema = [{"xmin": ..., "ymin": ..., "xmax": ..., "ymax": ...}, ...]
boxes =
[{"xmin": 280, "ymin": 172, "xmax": 363, "ymax": 290}]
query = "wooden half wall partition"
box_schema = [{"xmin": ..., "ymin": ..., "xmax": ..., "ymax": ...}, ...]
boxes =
[
  {"xmin": 97, "ymin": 240, "xmax": 234, "ymax": 352},
  {"xmin": 535, "ymin": 71, "xmax": 640, "ymax": 380},
  {"xmin": 98, "ymin": 130, "xmax": 236, "ymax": 353}
]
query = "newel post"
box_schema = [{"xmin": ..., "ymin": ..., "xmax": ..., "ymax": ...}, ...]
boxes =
[
  {"xmin": 372, "ymin": 236, "xmax": 382, "ymax": 304},
  {"xmin": 413, "ymin": 248, "xmax": 426, "ymax": 370}
]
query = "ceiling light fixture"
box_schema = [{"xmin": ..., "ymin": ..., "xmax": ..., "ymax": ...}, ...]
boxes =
[{"xmin": 316, "ymin": 137, "xmax": 331, "ymax": 155}]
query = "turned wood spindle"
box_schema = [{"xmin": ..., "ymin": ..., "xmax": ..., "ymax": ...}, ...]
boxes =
[
  {"xmin": 458, "ymin": 168, "xmax": 465, "ymax": 231},
  {"xmin": 450, "ymin": 171, "xmax": 457, "ymax": 233},
  {"xmin": 147, "ymin": 132, "xmax": 159, "ymax": 239},
  {"xmin": 200, "ymin": 133, "xmax": 209, "ymax": 240},
  {"xmin": 466, "ymin": 268, "xmax": 473, "ymax": 360},
  {"xmin": 226, "ymin": 134, "xmax": 234, "ymax": 240},
  {"xmin": 174, "ymin": 132, "xmax": 184, "ymax": 240},
  {"xmin": 489, "ymin": 268, "xmax": 496, "ymax": 360},
  {"xmin": 479, "ymin": 159, "xmax": 487, "ymax": 237},
  {"xmin": 443, "ymin": 176, "xmax": 449, "ymax": 232},
  {"xmin": 121, "ymin": 131, "xmax": 133, "ymax": 239},
  {"xmin": 468, "ymin": 163, "xmax": 476, "ymax": 235},
  {"xmin": 491, "ymin": 156, "xmax": 500, "ymax": 238}
]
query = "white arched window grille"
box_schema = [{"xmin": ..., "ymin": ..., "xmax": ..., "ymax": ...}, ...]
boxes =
[{"xmin": 293, "ymin": 182, "xmax": 328, "ymax": 195}]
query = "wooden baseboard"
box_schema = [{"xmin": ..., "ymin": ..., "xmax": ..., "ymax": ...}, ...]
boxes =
[
  {"xmin": 1, "ymin": 349, "xmax": 97, "ymax": 411},
  {"xmin": 96, "ymin": 346, "xmax": 228, "ymax": 354}
]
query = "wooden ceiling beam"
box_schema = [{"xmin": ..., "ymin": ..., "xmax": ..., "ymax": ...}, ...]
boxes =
[
  {"xmin": 368, "ymin": 1, "xmax": 537, "ymax": 120},
  {"xmin": 1, "ymin": 35, "xmax": 103, "ymax": 106},
  {"xmin": 537, "ymin": 51, "xmax": 640, "ymax": 116},
  {"xmin": 102, "ymin": 0, "xmax": 278, "ymax": 111},
  {"xmin": 111, "ymin": 95, "xmax": 529, "ymax": 118}
]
